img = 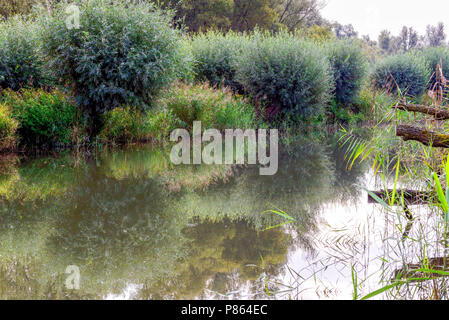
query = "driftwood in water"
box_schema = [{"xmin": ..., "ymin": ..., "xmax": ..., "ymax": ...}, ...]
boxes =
[
  {"xmin": 368, "ymin": 189, "xmax": 433, "ymax": 206},
  {"xmin": 393, "ymin": 103, "xmax": 449, "ymax": 120},
  {"xmin": 393, "ymin": 257, "xmax": 449, "ymax": 282},
  {"xmin": 396, "ymin": 125, "xmax": 449, "ymax": 148},
  {"xmin": 368, "ymin": 189, "xmax": 435, "ymax": 221}
]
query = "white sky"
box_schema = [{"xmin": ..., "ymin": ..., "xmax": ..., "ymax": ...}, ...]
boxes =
[{"xmin": 321, "ymin": 0, "xmax": 449, "ymax": 40}]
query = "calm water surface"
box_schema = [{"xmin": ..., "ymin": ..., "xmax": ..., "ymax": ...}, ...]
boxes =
[{"xmin": 0, "ymin": 135, "xmax": 436, "ymax": 299}]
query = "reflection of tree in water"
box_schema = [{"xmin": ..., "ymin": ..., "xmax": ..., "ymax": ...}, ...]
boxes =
[
  {"xmin": 328, "ymin": 136, "xmax": 368, "ymax": 204},
  {"xmin": 0, "ymin": 184, "xmax": 93, "ymax": 299},
  {"xmin": 45, "ymin": 168, "xmax": 293, "ymax": 299},
  {"xmin": 137, "ymin": 220, "xmax": 290, "ymax": 299},
  {"xmin": 0, "ymin": 174, "xmax": 293, "ymax": 299},
  {"xmin": 46, "ymin": 172, "xmax": 188, "ymax": 297},
  {"xmin": 96, "ymin": 145, "xmax": 237, "ymax": 192},
  {"xmin": 0, "ymin": 137, "xmax": 368, "ymax": 299},
  {"xmin": 175, "ymin": 141, "xmax": 339, "ymax": 252},
  {"xmin": 0, "ymin": 256, "xmax": 98, "ymax": 299}
]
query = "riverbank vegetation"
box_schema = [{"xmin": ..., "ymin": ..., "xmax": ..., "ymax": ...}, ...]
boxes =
[
  {"xmin": 3, "ymin": 0, "xmax": 449, "ymax": 301},
  {"xmin": 0, "ymin": 0, "xmax": 430, "ymax": 151}
]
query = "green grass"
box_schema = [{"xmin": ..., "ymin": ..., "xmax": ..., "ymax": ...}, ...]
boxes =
[{"xmin": 148, "ymin": 81, "xmax": 257, "ymax": 142}]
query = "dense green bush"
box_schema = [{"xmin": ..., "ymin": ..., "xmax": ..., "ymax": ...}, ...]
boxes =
[
  {"xmin": 371, "ymin": 53, "xmax": 430, "ymax": 97},
  {"xmin": 38, "ymin": 0, "xmax": 190, "ymax": 134},
  {"xmin": 234, "ymin": 32, "xmax": 333, "ymax": 121},
  {"xmin": 99, "ymin": 107, "xmax": 151, "ymax": 143},
  {"xmin": 325, "ymin": 40, "xmax": 368, "ymax": 105},
  {"xmin": 100, "ymin": 83, "xmax": 256, "ymax": 143},
  {"xmin": 422, "ymin": 47, "xmax": 449, "ymax": 88},
  {"xmin": 149, "ymin": 82, "xmax": 256, "ymax": 139},
  {"xmin": 0, "ymin": 17, "xmax": 47, "ymax": 90},
  {"xmin": 1, "ymin": 89, "xmax": 82, "ymax": 146},
  {"xmin": 0, "ymin": 103, "xmax": 18, "ymax": 150},
  {"xmin": 190, "ymin": 31, "xmax": 247, "ymax": 92}
]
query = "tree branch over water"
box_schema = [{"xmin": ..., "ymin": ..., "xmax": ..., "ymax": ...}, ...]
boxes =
[
  {"xmin": 393, "ymin": 103, "xmax": 449, "ymax": 120},
  {"xmin": 396, "ymin": 125, "xmax": 449, "ymax": 148},
  {"xmin": 367, "ymin": 189, "xmax": 433, "ymax": 206}
]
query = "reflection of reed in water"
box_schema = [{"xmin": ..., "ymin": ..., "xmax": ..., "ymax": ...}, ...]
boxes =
[{"xmin": 0, "ymin": 136, "xmax": 369, "ymax": 299}]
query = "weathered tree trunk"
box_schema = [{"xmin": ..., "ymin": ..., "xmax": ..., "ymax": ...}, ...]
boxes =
[
  {"xmin": 396, "ymin": 125, "xmax": 449, "ymax": 148},
  {"xmin": 394, "ymin": 103, "xmax": 449, "ymax": 120}
]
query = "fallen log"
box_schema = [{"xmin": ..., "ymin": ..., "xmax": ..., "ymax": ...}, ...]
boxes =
[
  {"xmin": 396, "ymin": 125, "xmax": 449, "ymax": 148},
  {"xmin": 393, "ymin": 103, "xmax": 449, "ymax": 120},
  {"xmin": 368, "ymin": 189, "xmax": 433, "ymax": 206}
]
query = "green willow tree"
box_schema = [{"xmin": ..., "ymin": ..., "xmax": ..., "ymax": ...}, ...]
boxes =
[
  {"xmin": 275, "ymin": 0, "xmax": 325, "ymax": 31},
  {"xmin": 38, "ymin": 0, "xmax": 189, "ymax": 137},
  {"xmin": 2, "ymin": 0, "xmax": 327, "ymax": 34},
  {"xmin": 159, "ymin": 0, "xmax": 279, "ymax": 32},
  {"xmin": 157, "ymin": 0, "xmax": 324, "ymax": 32}
]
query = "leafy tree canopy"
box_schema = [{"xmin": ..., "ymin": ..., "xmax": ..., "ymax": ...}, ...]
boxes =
[{"xmin": 1, "ymin": 0, "xmax": 326, "ymax": 33}]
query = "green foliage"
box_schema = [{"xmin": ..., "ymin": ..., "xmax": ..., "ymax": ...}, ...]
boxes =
[
  {"xmin": 422, "ymin": 47, "xmax": 449, "ymax": 88},
  {"xmin": 149, "ymin": 82, "xmax": 256, "ymax": 139},
  {"xmin": 234, "ymin": 32, "xmax": 333, "ymax": 121},
  {"xmin": 230, "ymin": 0, "xmax": 280, "ymax": 32},
  {"xmin": 0, "ymin": 17, "xmax": 47, "ymax": 90},
  {"xmin": 159, "ymin": 0, "xmax": 325, "ymax": 33},
  {"xmin": 353, "ymin": 87, "xmax": 395, "ymax": 120},
  {"xmin": 327, "ymin": 99, "xmax": 363, "ymax": 125},
  {"xmin": 161, "ymin": 0, "xmax": 234, "ymax": 32},
  {"xmin": 100, "ymin": 82, "xmax": 256, "ymax": 144},
  {"xmin": 325, "ymin": 40, "xmax": 368, "ymax": 105},
  {"xmin": 0, "ymin": 103, "xmax": 18, "ymax": 150},
  {"xmin": 275, "ymin": 0, "xmax": 323, "ymax": 32},
  {"xmin": 99, "ymin": 106, "xmax": 151, "ymax": 143},
  {"xmin": 303, "ymin": 25, "xmax": 333, "ymax": 42},
  {"xmin": 1, "ymin": 89, "xmax": 81, "ymax": 146},
  {"xmin": 371, "ymin": 53, "xmax": 430, "ymax": 97},
  {"xmin": 190, "ymin": 31, "xmax": 247, "ymax": 92},
  {"xmin": 0, "ymin": 0, "xmax": 36, "ymax": 19},
  {"xmin": 161, "ymin": 0, "xmax": 279, "ymax": 33},
  {"xmin": 38, "ymin": 0, "xmax": 190, "ymax": 133},
  {"xmin": 145, "ymin": 108, "xmax": 178, "ymax": 143},
  {"xmin": 378, "ymin": 30, "xmax": 392, "ymax": 53}
]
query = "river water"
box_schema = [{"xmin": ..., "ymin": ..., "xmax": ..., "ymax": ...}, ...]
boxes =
[{"xmin": 0, "ymin": 135, "xmax": 441, "ymax": 300}]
